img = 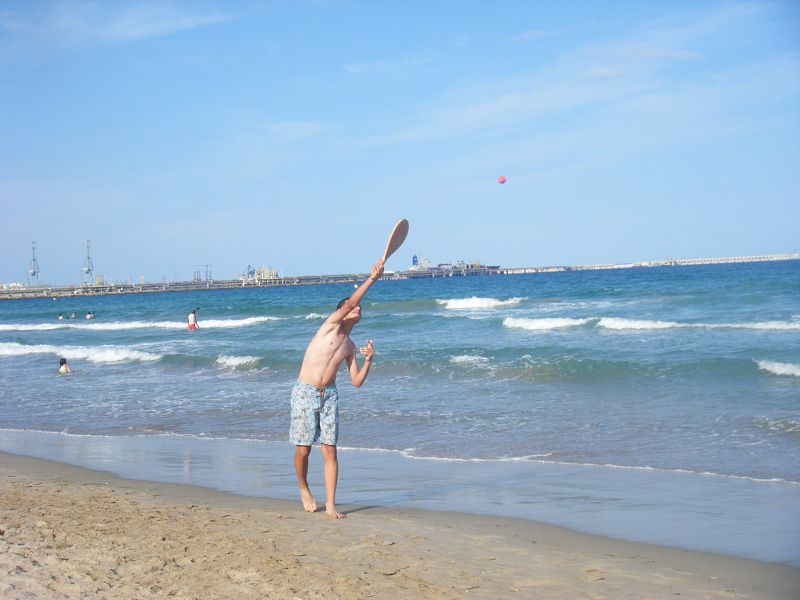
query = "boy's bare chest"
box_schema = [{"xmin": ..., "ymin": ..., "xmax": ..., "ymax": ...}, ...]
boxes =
[{"xmin": 315, "ymin": 330, "xmax": 350, "ymax": 357}]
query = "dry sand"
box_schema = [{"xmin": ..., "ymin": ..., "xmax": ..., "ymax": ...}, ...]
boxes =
[{"xmin": 1, "ymin": 452, "xmax": 797, "ymax": 599}]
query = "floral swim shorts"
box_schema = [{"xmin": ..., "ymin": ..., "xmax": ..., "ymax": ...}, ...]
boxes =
[{"xmin": 289, "ymin": 381, "xmax": 339, "ymax": 446}]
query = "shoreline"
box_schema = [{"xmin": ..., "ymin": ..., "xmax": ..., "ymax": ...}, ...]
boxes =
[
  {"xmin": 2, "ymin": 428, "xmax": 799, "ymax": 567},
  {"xmin": 2, "ymin": 451, "xmax": 799, "ymax": 599}
]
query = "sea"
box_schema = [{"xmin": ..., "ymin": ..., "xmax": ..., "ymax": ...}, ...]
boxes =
[{"xmin": 1, "ymin": 261, "xmax": 799, "ymax": 565}]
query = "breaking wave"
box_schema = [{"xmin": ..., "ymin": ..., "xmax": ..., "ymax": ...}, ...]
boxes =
[
  {"xmin": 597, "ymin": 318, "xmax": 800, "ymax": 331},
  {"xmin": 215, "ymin": 355, "xmax": 261, "ymax": 370},
  {"xmin": 437, "ymin": 297, "xmax": 525, "ymax": 310},
  {"xmin": 756, "ymin": 360, "xmax": 800, "ymax": 378},
  {"xmin": 503, "ymin": 317, "xmax": 592, "ymax": 331},
  {"xmin": 0, "ymin": 342, "xmax": 162, "ymax": 363},
  {"xmin": 449, "ymin": 355, "xmax": 491, "ymax": 367},
  {"xmin": 597, "ymin": 317, "xmax": 683, "ymax": 330},
  {"xmin": 0, "ymin": 316, "xmax": 281, "ymax": 332}
]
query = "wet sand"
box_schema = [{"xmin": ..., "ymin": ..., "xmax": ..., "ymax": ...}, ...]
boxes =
[{"xmin": 1, "ymin": 452, "xmax": 797, "ymax": 599}]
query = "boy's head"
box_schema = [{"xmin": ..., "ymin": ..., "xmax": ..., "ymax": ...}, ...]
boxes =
[
  {"xmin": 59, "ymin": 357, "xmax": 67, "ymax": 366},
  {"xmin": 337, "ymin": 297, "xmax": 362, "ymax": 323}
]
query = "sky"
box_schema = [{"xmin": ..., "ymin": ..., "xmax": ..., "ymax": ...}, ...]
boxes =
[{"xmin": 1, "ymin": 0, "xmax": 798, "ymax": 285}]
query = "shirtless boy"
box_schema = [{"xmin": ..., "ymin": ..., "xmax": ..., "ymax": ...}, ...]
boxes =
[{"xmin": 290, "ymin": 258, "xmax": 385, "ymax": 518}]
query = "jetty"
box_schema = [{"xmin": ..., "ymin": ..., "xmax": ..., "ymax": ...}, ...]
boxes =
[
  {"xmin": 501, "ymin": 253, "xmax": 800, "ymax": 274},
  {"xmin": 1, "ymin": 253, "xmax": 797, "ymax": 301}
]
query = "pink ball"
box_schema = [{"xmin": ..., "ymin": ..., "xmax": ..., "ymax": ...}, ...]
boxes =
[{"xmin": 498, "ymin": 176, "xmax": 507, "ymax": 184}]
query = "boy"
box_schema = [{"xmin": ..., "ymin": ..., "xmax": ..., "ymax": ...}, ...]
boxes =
[{"xmin": 290, "ymin": 258, "xmax": 385, "ymax": 518}]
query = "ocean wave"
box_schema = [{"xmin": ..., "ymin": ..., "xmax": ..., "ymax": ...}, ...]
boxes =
[
  {"xmin": 449, "ymin": 355, "xmax": 491, "ymax": 367},
  {"xmin": 597, "ymin": 318, "xmax": 800, "ymax": 331},
  {"xmin": 753, "ymin": 417, "xmax": 800, "ymax": 433},
  {"xmin": 597, "ymin": 317, "xmax": 684, "ymax": 330},
  {"xmin": 436, "ymin": 297, "xmax": 525, "ymax": 310},
  {"xmin": 200, "ymin": 316, "xmax": 282, "ymax": 328},
  {"xmin": 756, "ymin": 360, "xmax": 800, "ymax": 378},
  {"xmin": 503, "ymin": 317, "xmax": 592, "ymax": 331},
  {"xmin": 0, "ymin": 342, "xmax": 162, "ymax": 363},
  {"xmin": 732, "ymin": 321, "xmax": 800, "ymax": 331},
  {"xmin": 0, "ymin": 316, "xmax": 281, "ymax": 332},
  {"xmin": 336, "ymin": 446, "xmax": 798, "ymax": 484},
  {"xmin": 303, "ymin": 313, "xmax": 326, "ymax": 320},
  {"xmin": 0, "ymin": 323, "xmax": 67, "ymax": 331},
  {"xmin": 215, "ymin": 354, "xmax": 261, "ymax": 370}
]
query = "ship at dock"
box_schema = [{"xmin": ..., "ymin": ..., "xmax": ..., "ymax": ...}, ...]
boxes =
[{"xmin": 396, "ymin": 255, "xmax": 501, "ymax": 279}]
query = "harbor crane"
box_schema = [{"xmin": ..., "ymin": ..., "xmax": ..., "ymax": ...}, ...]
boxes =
[
  {"xmin": 28, "ymin": 241, "xmax": 40, "ymax": 286},
  {"xmin": 81, "ymin": 240, "xmax": 94, "ymax": 285}
]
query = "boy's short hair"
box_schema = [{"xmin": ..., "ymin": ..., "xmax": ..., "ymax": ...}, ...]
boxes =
[{"xmin": 337, "ymin": 297, "xmax": 351, "ymax": 310}]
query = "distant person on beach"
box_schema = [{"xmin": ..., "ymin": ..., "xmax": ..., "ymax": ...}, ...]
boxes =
[
  {"xmin": 58, "ymin": 358, "xmax": 71, "ymax": 375},
  {"xmin": 57, "ymin": 313, "xmax": 64, "ymax": 320},
  {"xmin": 85, "ymin": 311, "xmax": 94, "ymax": 320},
  {"xmin": 187, "ymin": 308, "xmax": 199, "ymax": 332},
  {"xmin": 290, "ymin": 258, "xmax": 385, "ymax": 519}
]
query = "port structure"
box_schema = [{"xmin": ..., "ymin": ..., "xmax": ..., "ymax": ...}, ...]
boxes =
[
  {"xmin": 190, "ymin": 264, "xmax": 213, "ymax": 284},
  {"xmin": 81, "ymin": 240, "xmax": 94, "ymax": 285},
  {"xmin": 28, "ymin": 241, "xmax": 40, "ymax": 286}
]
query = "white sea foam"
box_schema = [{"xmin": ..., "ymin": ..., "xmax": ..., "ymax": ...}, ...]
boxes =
[
  {"xmin": 336, "ymin": 446, "xmax": 798, "ymax": 483},
  {"xmin": 304, "ymin": 313, "xmax": 326, "ymax": 320},
  {"xmin": 215, "ymin": 355, "xmax": 261, "ymax": 370},
  {"xmin": 730, "ymin": 321, "xmax": 800, "ymax": 331},
  {"xmin": 503, "ymin": 317, "xmax": 591, "ymax": 331},
  {"xmin": 0, "ymin": 342, "xmax": 162, "ymax": 363},
  {"xmin": 597, "ymin": 317, "xmax": 684, "ymax": 330},
  {"xmin": 756, "ymin": 360, "xmax": 800, "ymax": 378},
  {"xmin": 0, "ymin": 316, "xmax": 281, "ymax": 332},
  {"xmin": 183, "ymin": 316, "xmax": 281, "ymax": 328},
  {"xmin": 337, "ymin": 446, "xmax": 555, "ymax": 463},
  {"xmin": 437, "ymin": 297, "xmax": 525, "ymax": 310},
  {"xmin": 754, "ymin": 417, "xmax": 800, "ymax": 433},
  {"xmin": 449, "ymin": 355, "xmax": 491, "ymax": 367},
  {"xmin": 597, "ymin": 318, "xmax": 800, "ymax": 331},
  {"xmin": 0, "ymin": 323, "xmax": 66, "ymax": 331}
]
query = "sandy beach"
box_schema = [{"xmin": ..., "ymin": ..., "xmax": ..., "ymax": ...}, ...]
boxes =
[{"xmin": 1, "ymin": 452, "xmax": 797, "ymax": 599}]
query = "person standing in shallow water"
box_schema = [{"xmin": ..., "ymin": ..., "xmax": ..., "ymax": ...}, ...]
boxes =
[
  {"xmin": 187, "ymin": 308, "xmax": 199, "ymax": 332},
  {"xmin": 58, "ymin": 358, "xmax": 71, "ymax": 375},
  {"xmin": 290, "ymin": 258, "xmax": 385, "ymax": 518}
]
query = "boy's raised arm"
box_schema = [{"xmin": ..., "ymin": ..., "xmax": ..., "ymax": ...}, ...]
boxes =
[{"xmin": 326, "ymin": 259, "xmax": 385, "ymax": 324}]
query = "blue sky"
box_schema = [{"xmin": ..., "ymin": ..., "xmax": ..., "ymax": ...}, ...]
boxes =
[{"xmin": 1, "ymin": 1, "xmax": 798, "ymax": 284}]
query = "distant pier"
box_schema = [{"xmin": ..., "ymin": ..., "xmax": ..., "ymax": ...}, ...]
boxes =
[
  {"xmin": 500, "ymin": 253, "xmax": 799, "ymax": 275},
  {"xmin": 0, "ymin": 253, "xmax": 797, "ymax": 301}
]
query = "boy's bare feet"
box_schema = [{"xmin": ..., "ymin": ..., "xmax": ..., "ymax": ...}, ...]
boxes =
[
  {"xmin": 326, "ymin": 506, "xmax": 346, "ymax": 519},
  {"xmin": 299, "ymin": 488, "xmax": 317, "ymax": 512}
]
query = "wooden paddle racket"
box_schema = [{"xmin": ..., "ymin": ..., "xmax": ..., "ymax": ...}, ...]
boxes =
[{"xmin": 381, "ymin": 219, "xmax": 409, "ymax": 263}]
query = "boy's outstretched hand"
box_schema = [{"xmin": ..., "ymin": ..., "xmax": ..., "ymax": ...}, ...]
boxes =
[
  {"xmin": 370, "ymin": 259, "xmax": 385, "ymax": 281},
  {"xmin": 359, "ymin": 340, "xmax": 375, "ymax": 360}
]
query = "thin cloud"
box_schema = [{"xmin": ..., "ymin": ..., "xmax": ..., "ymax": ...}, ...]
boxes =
[
  {"xmin": 366, "ymin": 3, "xmax": 773, "ymax": 146},
  {"xmin": 263, "ymin": 120, "xmax": 326, "ymax": 141},
  {"xmin": 0, "ymin": 10, "xmax": 25, "ymax": 32},
  {"xmin": 96, "ymin": 5, "xmax": 232, "ymax": 43},
  {"xmin": 508, "ymin": 29, "xmax": 555, "ymax": 43},
  {"xmin": 344, "ymin": 54, "xmax": 432, "ymax": 77},
  {"xmin": 585, "ymin": 65, "xmax": 626, "ymax": 79},
  {"xmin": 2, "ymin": 2, "xmax": 232, "ymax": 52}
]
